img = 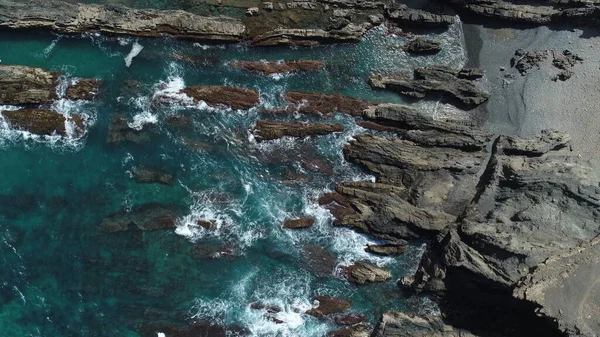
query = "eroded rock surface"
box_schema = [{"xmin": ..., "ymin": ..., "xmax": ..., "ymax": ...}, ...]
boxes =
[
  {"xmin": 403, "ymin": 37, "xmax": 443, "ymax": 55},
  {"xmin": 182, "ymin": 86, "xmax": 259, "ymax": 110},
  {"xmin": 372, "ymin": 312, "xmax": 477, "ymax": 337},
  {"xmin": 306, "ymin": 296, "xmax": 351, "ymax": 317},
  {"xmin": 343, "ymin": 261, "xmax": 392, "ymax": 285},
  {"xmin": 1, "ymin": 109, "xmax": 84, "ymax": 136},
  {"xmin": 251, "ymin": 120, "xmax": 344, "ymax": 141}
]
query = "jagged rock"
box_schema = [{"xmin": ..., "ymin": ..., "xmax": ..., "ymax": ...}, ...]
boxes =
[
  {"xmin": 343, "ymin": 261, "xmax": 392, "ymax": 284},
  {"xmin": 306, "ymin": 296, "xmax": 351, "ymax": 317},
  {"xmin": 1, "ymin": 109, "xmax": 84, "ymax": 136},
  {"xmin": 251, "ymin": 120, "xmax": 344, "ymax": 141},
  {"xmin": 369, "ymin": 66, "xmax": 489, "ymax": 107},
  {"xmin": 282, "ymin": 217, "xmax": 314, "ymax": 229},
  {"xmin": 387, "ymin": 5, "xmax": 455, "ymax": 27},
  {"xmin": 302, "ymin": 244, "xmax": 338, "ymax": 278},
  {"xmin": 181, "ymin": 86, "xmax": 259, "ymax": 110},
  {"xmin": 511, "ymin": 49, "xmax": 583, "ymax": 81},
  {"xmin": 279, "ymin": 92, "xmax": 375, "ymax": 117},
  {"xmin": 403, "ymin": 37, "xmax": 443, "ymax": 55},
  {"xmin": 250, "ymin": 302, "xmax": 284, "ymax": 324},
  {"xmin": 328, "ymin": 324, "xmax": 371, "ymax": 337},
  {"xmin": 99, "ymin": 203, "xmax": 180, "ymax": 232},
  {"xmin": 0, "ymin": 65, "xmax": 99, "ymax": 105},
  {"xmin": 107, "ymin": 116, "xmax": 151, "ymax": 144},
  {"xmin": 499, "ymin": 129, "xmax": 571, "ymax": 156},
  {"xmin": 131, "ymin": 166, "xmax": 174, "ymax": 185},
  {"xmin": 333, "ymin": 313, "xmax": 366, "ymax": 326},
  {"xmin": 250, "ymin": 24, "xmax": 372, "ymax": 46},
  {"xmin": 371, "ymin": 312, "xmax": 478, "ymax": 337},
  {"xmin": 229, "ymin": 60, "xmax": 324, "ymax": 76},
  {"xmin": 365, "ymin": 244, "xmax": 407, "ymax": 256},
  {"xmin": 0, "ymin": 0, "xmax": 246, "ymax": 41},
  {"xmin": 301, "ymin": 157, "xmax": 335, "ymax": 175}
]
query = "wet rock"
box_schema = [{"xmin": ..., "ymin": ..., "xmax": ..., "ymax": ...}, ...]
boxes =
[
  {"xmin": 0, "ymin": 0, "xmax": 246, "ymax": 42},
  {"xmin": 107, "ymin": 115, "xmax": 151, "ymax": 144},
  {"xmin": 365, "ymin": 244, "xmax": 407, "ymax": 256},
  {"xmin": 301, "ymin": 157, "xmax": 334, "ymax": 175},
  {"xmin": 281, "ymin": 92, "xmax": 375, "ymax": 117},
  {"xmin": 343, "ymin": 261, "xmax": 392, "ymax": 285},
  {"xmin": 191, "ymin": 243, "xmax": 236, "ymax": 260},
  {"xmin": 1, "ymin": 109, "xmax": 84, "ymax": 136},
  {"xmin": 329, "ymin": 324, "xmax": 371, "ymax": 337},
  {"xmin": 302, "ymin": 243, "xmax": 338, "ymax": 278},
  {"xmin": 196, "ymin": 219, "xmax": 216, "ymax": 230},
  {"xmin": 403, "ymin": 37, "xmax": 442, "ymax": 55},
  {"xmin": 99, "ymin": 203, "xmax": 180, "ymax": 232},
  {"xmin": 251, "ymin": 120, "xmax": 344, "ymax": 141},
  {"xmin": 306, "ymin": 295, "xmax": 351, "ymax": 317},
  {"xmin": 333, "ymin": 313, "xmax": 366, "ymax": 326},
  {"xmin": 131, "ymin": 166, "xmax": 174, "ymax": 185},
  {"xmin": 372, "ymin": 312, "xmax": 477, "ymax": 337},
  {"xmin": 0, "ymin": 64, "xmax": 99, "ymax": 105},
  {"xmin": 369, "ymin": 66, "xmax": 489, "ymax": 108},
  {"xmin": 229, "ymin": 60, "xmax": 324, "ymax": 76},
  {"xmin": 165, "ymin": 115, "xmax": 194, "ymax": 131},
  {"xmin": 318, "ymin": 192, "xmax": 356, "ymax": 221},
  {"xmin": 250, "ymin": 302, "xmax": 284, "ymax": 324},
  {"xmin": 181, "ymin": 86, "xmax": 259, "ymax": 110},
  {"xmin": 283, "ymin": 217, "xmax": 315, "ymax": 229},
  {"xmin": 386, "ymin": 5, "xmax": 455, "ymax": 27}
]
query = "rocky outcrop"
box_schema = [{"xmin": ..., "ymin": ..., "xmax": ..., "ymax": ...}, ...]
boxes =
[
  {"xmin": 229, "ymin": 60, "xmax": 324, "ymax": 76},
  {"xmin": 250, "ymin": 25, "xmax": 373, "ymax": 46},
  {"xmin": 372, "ymin": 312, "xmax": 478, "ymax": 337},
  {"xmin": 1, "ymin": 109, "xmax": 84, "ymax": 136},
  {"xmin": 0, "ymin": 0, "xmax": 245, "ymax": 41},
  {"xmin": 0, "ymin": 65, "xmax": 99, "ymax": 105},
  {"xmin": 268, "ymin": 92, "xmax": 375, "ymax": 117},
  {"xmin": 107, "ymin": 116, "xmax": 152, "ymax": 144},
  {"xmin": 511, "ymin": 49, "xmax": 583, "ymax": 81},
  {"xmin": 329, "ymin": 324, "xmax": 371, "ymax": 337},
  {"xmin": 306, "ymin": 295, "xmax": 351, "ymax": 317},
  {"xmin": 99, "ymin": 203, "xmax": 181, "ymax": 232},
  {"xmin": 343, "ymin": 261, "xmax": 392, "ymax": 284},
  {"xmin": 282, "ymin": 217, "xmax": 315, "ymax": 229},
  {"xmin": 369, "ymin": 66, "xmax": 489, "ymax": 108},
  {"xmin": 445, "ymin": 0, "xmax": 600, "ymax": 26},
  {"xmin": 251, "ymin": 120, "xmax": 344, "ymax": 141},
  {"xmin": 334, "ymin": 313, "xmax": 366, "ymax": 326},
  {"xmin": 181, "ymin": 86, "xmax": 259, "ymax": 110},
  {"xmin": 387, "ymin": 5, "xmax": 455, "ymax": 27},
  {"xmin": 365, "ymin": 244, "xmax": 407, "ymax": 256},
  {"xmin": 403, "ymin": 37, "xmax": 443, "ymax": 55},
  {"xmin": 131, "ymin": 166, "xmax": 174, "ymax": 185},
  {"xmin": 302, "ymin": 243, "xmax": 338, "ymax": 278}
]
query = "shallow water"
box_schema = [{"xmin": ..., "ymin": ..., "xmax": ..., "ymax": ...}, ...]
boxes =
[{"xmin": 0, "ymin": 17, "xmax": 465, "ymax": 337}]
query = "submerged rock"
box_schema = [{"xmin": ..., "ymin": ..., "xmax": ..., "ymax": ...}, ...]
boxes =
[
  {"xmin": 99, "ymin": 203, "xmax": 180, "ymax": 232},
  {"xmin": 1, "ymin": 109, "xmax": 84, "ymax": 136},
  {"xmin": 229, "ymin": 60, "xmax": 324, "ymax": 76},
  {"xmin": 0, "ymin": 0, "xmax": 246, "ymax": 42},
  {"xmin": 369, "ymin": 66, "xmax": 489, "ymax": 107},
  {"xmin": 282, "ymin": 217, "xmax": 315, "ymax": 229},
  {"xmin": 403, "ymin": 37, "xmax": 442, "ymax": 55},
  {"xmin": 333, "ymin": 313, "xmax": 366, "ymax": 326},
  {"xmin": 372, "ymin": 312, "xmax": 477, "ymax": 337},
  {"xmin": 131, "ymin": 166, "xmax": 174, "ymax": 185},
  {"xmin": 251, "ymin": 120, "xmax": 344, "ymax": 141},
  {"xmin": 343, "ymin": 261, "xmax": 392, "ymax": 285},
  {"xmin": 306, "ymin": 296, "xmax": 351, "ymax": 317},
  {"xmin": 107, "ymin": 116, "xmax": 152, "ymax": 144},
  {"xmin": 182, "ymin": 86, "xmax": 259, "ymax": 110},
  {"xmin": 65, "ymin": 78, "xmax": 101, "ymax": 100},
  {"xmin": 302, "ymin": 243, "xmax": 338, "ymax": 278}
]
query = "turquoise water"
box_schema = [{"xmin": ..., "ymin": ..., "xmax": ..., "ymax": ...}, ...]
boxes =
[{"xmin": 0, "ymin": 19, "xmax": 465, "ymax": 337}]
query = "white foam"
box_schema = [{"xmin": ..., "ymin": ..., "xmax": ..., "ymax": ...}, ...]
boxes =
[
  {"xmin": 124, "ymin": 41, "xmax": 144, "ymax": 67},
  {"xmin": 156, "ymin": 333, "xmax": 165, "ymax": 337}
]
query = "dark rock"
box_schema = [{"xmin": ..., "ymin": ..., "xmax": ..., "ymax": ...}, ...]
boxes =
[
  {"xmin": 302, "ymin": 243, "xmax": 338, "ymax": 278},
  {"xmin": 371, "ymin": 312, "xmax": 477, "ymax": 337},
  {"xmin": 403, "ymin": 37, "xmax": 442, "ymax": 55},
  {"xmin": 1, "ymin": 109, "xmax": 84, "ymax": 136},
  {"xmin": 191, "ymin": 243, "xmax": 236, "ymax": 260},
  {"xmin": 511, "ymin": 49, "xmax": 582, "ymax": 81},
  {"xmin": 343, "ymin": 261, "xmax": 392, "ymax": 284},
  {"xmin": 318, "ymin": 192, "xmax": 356, "ymax": 221},
  {"xmin": 107, "ymin": 116, "xmax": 151, "ymax": 144},
  {"xmin": 301, "ymin": 157, "xmax": 335, "ymax": 175},
  {"xmin": 99, "ymin": 203, "xmax": 180, "ymax": 232},
  {"xmin": 196, "ymin": 219, "xmax": 216, "ymax": 230},
  {"xmin": 306, "ymin": 296, "xmax": 351, "ymax": 317},
  {"xmin": 365, "ymin": 244, "xmax": 407, "ymax": 256},
  {"xmin": 250, "ymin": 25, "xmax": 372, "ymax": 46},
  {"xmin": 387, "ymin": 5, "xmax": 455, "ymax": 28},
  {"xmin": 281, "ymin": 92, "xmax": 375, "ymax": 117},
  {"xmin": 369, "ymin": 66, "xmax": 489, "ymax": 108},
  {"xmin": 283, "ymin": 217, "xmax": 315, "ymax": 229},
  {"xmin": 333, "ymin": 313, "xmax": 366, "ymax": 326},
  {"xmin": 0, "ymin": 0, "xmax": 246, "ymax": 42},
  {"xmin": 182, "ymin": 86, "xmax": 259, "ymax": 110},
  {"xmin": 229, "ymin": 60, "xmax": 325, "ymax": 76},
  {"xmin": 65, "ymin": 78, "xmax": 100, "ymax": 100},
  {"xmin": 328, "ymin": 324, "xmax": 371, "ymax": 337},
  {"xmin": 251, "ymin": 120, "xmax": 344, "ymax": 141},
  {"xmin": 131, "ymin": 166, "xmax": 174, "ymax": 185}
]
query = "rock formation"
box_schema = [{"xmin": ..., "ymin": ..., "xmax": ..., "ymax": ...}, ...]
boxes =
[
  {"xmin": 306, "ymin": 295, "xmax": 352, "ymax": 317},
  {"xmin": 370, "ymin": 66, "xmax": 489, "ymax": 108},
  {"xmin": 282, "ymin": 217, "xmax": 315, "ymax": 229},
  {"xmin": 263, "ymin": 92, "xmax": 375, "ymax": 117},
  {"xmin": 181, "ymin": 86, "xmax": 259, "ymax": 110},
  {"xmin": 251, "ymin": 120, "xmax": 344, "ymax": 141},
  {"xmin": 1, "ymin": 109, "xmax": 84, "ymax": 136},
  {"xmin": 403, "ymin": 37, "xmax": 443, "ymax": 55},
  {"xmin": 371, "ymin": 312, "xmax": 477, "ymax": 337},
  {"xmin": 99, "ymin": 203, "xmax": 181, "ymax": 232},
  {"xmin": 229, "ymin": 60, "xmax": 325, "ymax": 76},
  {"xmin": 343, "ymin": 261, "xmax": 392, "ymax": 284},
  {"xmin": 131, "ymin": 166, "xmax": 174, "ymax": 186}
]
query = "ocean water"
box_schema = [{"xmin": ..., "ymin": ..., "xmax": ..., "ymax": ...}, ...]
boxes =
[{"xmin": 0, "ymin": 17, "xmax": 466, "ymax": 337}]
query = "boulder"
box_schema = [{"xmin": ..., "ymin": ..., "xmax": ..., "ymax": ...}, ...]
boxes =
[
  {"xmin": 1, "ymin": 109, "xmax": 84, "ymax": 136},
  {"xmin": 282, "ymin": 217, "xmax": 315, "ymax": 229},
  {"xmin": 251, "ymin": 120, "xmax": 344, "ymax": 141},
  {"xmin": 229, "ymin": 60, "xmax": 324, "ymax": 76},
  {"xmin": 181, "ymin": 86, "xmax": 259, "ymax": 110},
  {"xmin": 365, "ymin": 244, "xmax": 407, "ymax": 256},
  {"xmin": 333, "ymin": 313, "xmax": 366, "ymax": 326},
  {"xmin": 343, "ymin": 261, "xmax": 392, "ymax": 285},
  {"xmin": 305, "ymin": 296, "xmax": 351, "ymax": 317},
  {"xmin": 403, "ymin": 37, "xmax": 442, "ymax": 55},
  {"xmin": 369, "ymin": 66, "xmax": 489, "ymax": 108}
]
